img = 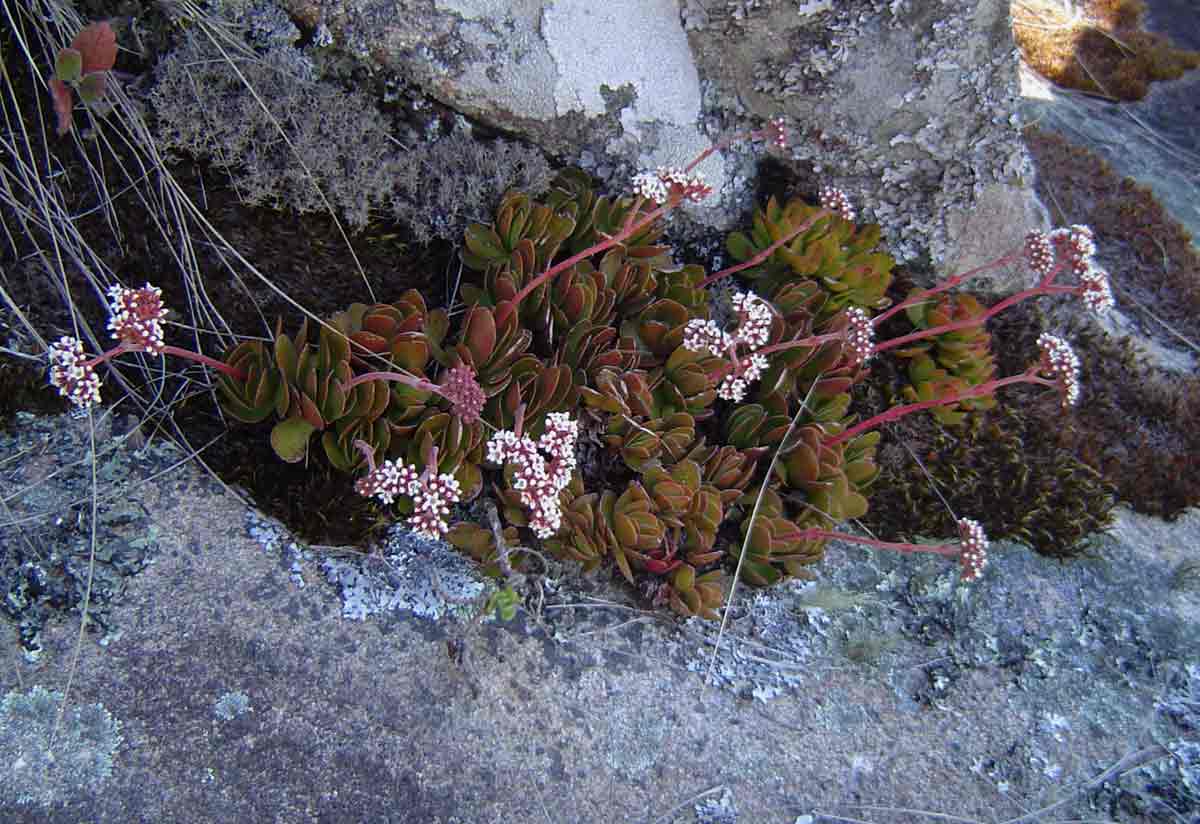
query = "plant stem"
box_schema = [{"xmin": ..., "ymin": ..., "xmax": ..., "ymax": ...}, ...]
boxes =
[
  {"xmin": 683, "ymin": 126, "xmax": 768, "ymax": 173},
  {"xmin": 873, "ymin": 282, "xmax": 1078, "ymax": 356},
  {"xmin": 796, "ymin": 528, "xmax": 959, "ymax": 560},
  {"xmin": 160, "ymin": 345, "xmax": 246, "ymax": 380},
  {"xmin": 871, "ymin": 250, "xmax": 1028, "ymax": 327},
  {"xmin": 822, "ymin": 369, "xmax": 1054, "ymax": 447},
  {"xmin": 88, "ymin": 342, "xmax": 248, "ymax": 381},
  {"xmin": 496, "ymin": 203, "xmax": 668, "ymax": 326},
  {"xmin": 753, "ymin": 331, "xmax": 844, "ymax": 358},
  {"xmin": 344, "ymin": 369, "xmax": 436, "ymax": 393},
  {"xmin": 697, "ymin": 208, "xmax": 835, "ymax": 289}
]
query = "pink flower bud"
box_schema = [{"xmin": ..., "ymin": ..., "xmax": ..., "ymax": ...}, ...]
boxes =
[
  {"xmin": 843, "ymin": 307, "xmax": 875, "ymax": 366},
  {"xmin": 764, "ymin": 116, "xmax": 789, "ymax": 151},
  {"xmin": 107, "ymin": 283, "xmax": 167, "ymax": 355},
  {"xmin": 1049, "ymin": 225, "xmax": 1095, "ymax": 276},
  {"xmin": 956, "ymin": 518, "xmax": 989, "ymax": 582},
  {"xmin": 1078, "ymin": 266, "xmax": 1114, "ymax": 316},
  {"xmin": 439, "ymin": 364, "xmax": 485, "ymax": 423},
  {"xmin": 819, "ymin": 186, "xmax": 856, "ymax": 222},
  {"xmin": 1037, "ymin": 333, "xmax": 1081, "ymax": 408},
  {"xmin": 47, "ymin": 336, "xmax": 101, "ymax": 408},
  {"xmin": 1023, "ymin": 230, "xmax": 1055, "ymax": 278}
]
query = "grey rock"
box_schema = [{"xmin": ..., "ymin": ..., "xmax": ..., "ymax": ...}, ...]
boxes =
[
  {"xmin": 2, "ymin": 410, "xmax": 1198, "ymax": 821},
  {"xmin": 1019, "ymin": 66, "xmax": 1200, "ymax": 258},
  {"xmin": 688, "ymin": 0, "xmax": 1040, "ymax": 282},
  {"xmin": 1, "ymin": 686, "xmax": 123, "ymax": 807}
]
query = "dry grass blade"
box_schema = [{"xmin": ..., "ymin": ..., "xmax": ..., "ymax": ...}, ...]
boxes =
[{"xmin": 702, "ymin": 373, "xmax": 824, "ymax": 695}]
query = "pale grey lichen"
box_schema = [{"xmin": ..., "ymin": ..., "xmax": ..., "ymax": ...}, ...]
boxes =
[
  {"xmin": 320, "ymin": 524, "xmax": 488, "ymax": 622},
  {"xmin": 214, "ymin": 691, "xmax": 253, "ymax": 721},
  {"xmin": 696, "ymin": 787, "xmax": 738, "ymax": 824},
  {"xmin": 1, "ymin": 686, "xmax": 123, "ymax": 807},
  {"xmin": 748, "ymin": 0, "xmax": 1031, "ymax": 268}
]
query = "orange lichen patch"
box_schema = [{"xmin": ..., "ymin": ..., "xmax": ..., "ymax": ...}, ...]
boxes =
[{"xmin": 1012, "ymin": 0, "xmax": 1200, "ymax": 100}]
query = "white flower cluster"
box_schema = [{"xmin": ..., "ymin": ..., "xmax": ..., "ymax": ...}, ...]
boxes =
[
  {"xmin": 486, "ymin": 412, "xmax": 578, "ymax": 538},
  {"xmin": 1026, "ymin": 226, "xmax": 1113, "ymax": 316},
  {"xmin": 106, "ymin": 283, "xmax": 168, "ymax": 355},
  {"xmin": 354, "ymin": 458, "xmax": 461, "ymax": 540},
  {"xmin": 48, "ymin": 336, "xmax": 102, "ymax": 408},
  {"xmin": 681, "ymin": 319, "xmax": 733, "ymax": 357},
  {"xmin": 955, "ymin": 517, "xmax": 989, "ymax": 582},
  {"xmin": 729, "ymin": 291, "xmax": 772, "ymax": 349},
  {"xmin": 682, "ymin": 291, "xmax": 775, "ymax": 403},
  {"xmin": 718, "ymin": 353, "xmax": 769, "ymax": 404},
  {"xmin": 843, "ymin": 307, "xmax": 875, "ymax": 366},
  {"xmin": 1037, "ymin": 333, "xmax": 1081, "ymax": 408},
  {"xmin": 819, "ymin": 186, "xmax": 856, "ymax": 223},
  {"xmin": 630, "ymin": 167, "xmax": 712, "ymax": 205}
]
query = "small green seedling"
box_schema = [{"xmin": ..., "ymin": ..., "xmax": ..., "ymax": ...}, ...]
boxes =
[{"xmin": 50, "ymin": 21, "xmax": 117, "ymax": 135}]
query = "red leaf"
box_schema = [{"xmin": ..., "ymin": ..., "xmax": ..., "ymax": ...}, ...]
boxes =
[
  {"xmin": 72, "ymin": 21, "xmax": 117, "ymax": 75},
  {"xmin": 49, "ymin": 78, "xmax": 73, "ymax": 136}
]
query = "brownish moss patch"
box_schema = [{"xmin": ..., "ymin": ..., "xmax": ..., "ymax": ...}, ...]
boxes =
[
  {"xmin": 1012, "ymin": 0, "xmax": 1200, "ymax": 100},
  {"xmin": 1024, "ymin": 127, "xmax": 1200, "ymax": 346}
]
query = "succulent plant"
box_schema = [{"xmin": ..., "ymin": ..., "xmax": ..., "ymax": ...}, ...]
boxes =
[
  {"xmin": 732, "ymin": 487, "xmax": 826, "ymax": 586},
  {"xmin": 623, "ymin": 298, "xmax": 691, "ymax": 366},
  {"xmin": 446, "ymin": 304, "xmax": 534, "ymax": 400},
  {"xmin": 331, "ymin": 290, "xmax": 440, "ymax": 372},
  {"xmin": 725, "ymin": 196, "xmax": 895, "ymax": 313},
  {"xmin": 654, "ymin": 263, "xmax": 710, "ymax": 319},
  {"xmin": 649, "ymin": 345, "xmax": 720, "ymax": 419},
  {"xmin": 641, "ymin": 460, "xmax": 725, "ymax": 565},
  {"xmin": 666, "ymin": 564, "xmax": 726, "ymax": 620},
  {"xmin": 544, "ymin": 477, "xmax": 666, "ymax": 585},
  {"xmin": 542, "ymin": 474, "xmax": 610, "ymax": 572},
  {"xmin": 460, "ymin": 190, "xmax": 577, "ymax": 281},
  {"xmin": 685, "ymin": 440, "xmax": 764, "ymax": 503},
  {"xmin": 485, "ymin": 359, "xmax": 578, "ymax": 437},
  {"xmin": 891, "ymin": 291, "xmax": 998, "ymax": 426},
  {"xmin": 723, "ymin": 396, "xmax": 793, "ymax": 450},
  {"xmin": 218, "ymin": 318, "xmax": 394, "ymax": 467},
  {"xmin": 776, "ymin": 424, "xmax": 878, "ymax": 524},
  {"xmin": 580, "ymin": 367, "xmax": 656, "ymax": 419},
  {"xmin": 217, "ymin": 339, "xmax": 285, "ymax": 424}
]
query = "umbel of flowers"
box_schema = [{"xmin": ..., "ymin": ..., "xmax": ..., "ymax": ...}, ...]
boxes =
[{"xmin": 49, "ymin": 119, "xmax": 1114, "ymax": 618}]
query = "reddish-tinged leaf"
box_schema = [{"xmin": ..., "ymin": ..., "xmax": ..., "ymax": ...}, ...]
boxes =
[
  {"xmin": 72, "ymin": 21, "xmax": 117, "ymax": 74},
  {"xmin": 464, "ymin": 307, "xmax": 497, "ymax": 365},
  {"xmin": 49, "ymin": 78, "xmax": 73, "ymax": 135}
]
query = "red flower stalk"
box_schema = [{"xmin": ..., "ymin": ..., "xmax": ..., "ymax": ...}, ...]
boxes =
[{"xmin": 798, "ymin": 517, "xmax": 990, "ymax": 583}]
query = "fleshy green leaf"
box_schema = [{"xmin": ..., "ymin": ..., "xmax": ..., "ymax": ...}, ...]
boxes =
[
  {"xmin": 271, "ymin": 417, "xmax": 315, "ymax": 463},
  {"xmin": 55, "ymin": 48, "xmax": 82, "ymax": 84}
]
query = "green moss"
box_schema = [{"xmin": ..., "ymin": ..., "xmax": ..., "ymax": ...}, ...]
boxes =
[{"xmin": 858, "ymin": 300, "xmax": 1118, "ymax": 557}]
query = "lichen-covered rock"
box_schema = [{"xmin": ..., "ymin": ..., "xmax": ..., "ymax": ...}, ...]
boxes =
[
  {"xmin": 275, "ymin": 0, "xmax": 1043, "ymax": 283},
  {"xmin": 1, "ymin": 686, "xmax": 123, "ymax": 807},
  {"xmin": 277, "ymin": 0, "xmax": 747, "ymax": 227},
  {"xmin": 687, "ymin": 0, "xmax": 1044, "ymax": 289}
]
